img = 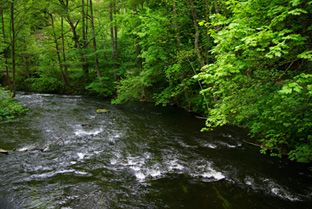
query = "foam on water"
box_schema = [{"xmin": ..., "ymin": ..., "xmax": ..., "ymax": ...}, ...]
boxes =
[
  {"xmin": 135, "ymin": 172, "xmax": 146, "ymax": 181},
  {"xmin": 108, "ymin": 151, "xmax": 226, "ymax": 182},
  {"xmin": 74, "ymin": 128, "xmax": 103, "ymax": 136},
  {"xmin": 265, "ymin": 179, "xmax": 302, "ymax": 201},
  {"xmin": 27, "ymin": 169, "xmax": 90, "ymax": 180},
  {"xmin": 77, "ymin": 153, "xmax": 87, "ymax": 160},
  {"xmin": 203, "ymin": 143, "xmax": 218, "ymax": 149},
  {"xmin": 190, "ymin": 162, "xmax": 225, "ymax": 181},
  {"xmin": 16, "ymin": 146, "xmax": 35, "ymax": 152},
  {"xmin": 167, "ymin": 159, "xmax": 185, "ymax": 171}
]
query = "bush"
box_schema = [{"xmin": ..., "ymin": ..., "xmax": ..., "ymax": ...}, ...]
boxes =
[
  {"xmin": 85, "ymin": 77, "xmax": 115, "ymax": 97},
  {"xmin": 112, "ymin": 75, "xmax": 145, "ymax": 104},
  {"xmin": 0, "ymin": 88, "xmax": 28, "ymax": 121},
  {"xmin": 26, "ymin": 76, "xmax": 64, "ymax": 93}
]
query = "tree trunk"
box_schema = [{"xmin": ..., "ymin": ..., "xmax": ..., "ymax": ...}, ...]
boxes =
[
  {"xmin": 133, "ymin": 4, "xmax": 142, "ymax": 72},
  {"xmin": 60, "ymin": 0, "xmax": 86, "ymax": 75},
  {"xmin": 82, "ymin": 0, "xmax": 88, "ymax": 74},
  {"xmin": 67, "ymin": 19, "xmax": 85, "ymax": 75},
  {"xmin": 89, "ymin": 0, "xmax": 101, "ymax": 78},
  {"xmin": 172, "ymin": 0, "xmax": 182, "ymax": 48},
  {"xmin": 50, "ymin": 13, "xmax": 66, "ymax": 86},
  {"xmin": 173, "ymin": 0, "xmax": 192, "ymax": 110},
  {"xmin": 110, "ymin": 2, "xmax": 117, "ymax": 80},
  {"xmin": 11, "ymin": 1, "xmax": 16, "ymax": 97},
  {"xmin": 23, "ymin": 39, "xmax": 30, "ymax": 79},
  {"xmin": 214, "ymin": 0, "xmax": 220, "ymax": 32},
  {"xmin": 61, "ymin": 17, "xmax": 69, "ymax": 82},
  {"xmin": 86, "ymin": 0, "xmax": 89, "ymax": 42},
  {"xmin": 113, "ymin": 0, "xmax": 119, "ymax": 76},
  {"xmin": 214, "ymin": 0, "xmax": 220, "ymax": 14},
  {"xmin": 205, "ymin": 0, "xmax": 211, "ymax": 63},
  {"xmin": 1, "ymin": 8, "xmax": 12, "ymax": 90},
  {"xmin": 189, "ymin": 0, "xmax": 205, "ymax": 68}
]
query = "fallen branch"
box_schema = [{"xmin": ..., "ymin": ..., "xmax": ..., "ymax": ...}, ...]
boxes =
[
  {"xmin": 195, "ymin": 116, "xmax": 208, "ymax": 120},
  {"xmin": 40, "ymin": 137, "xmax": 64, "ymax": 151},
  {"xmin": 242, "ymin": 140, "xmax": 261, "ymax": 148},
  {"xmin": 243, "ymin": 140, "xmax": 272, "ymax": 150}
]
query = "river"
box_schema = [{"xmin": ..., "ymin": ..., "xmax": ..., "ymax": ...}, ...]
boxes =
[{"xmin": 0, "ymin": 92, "xmax": 311, "ymax": 209}]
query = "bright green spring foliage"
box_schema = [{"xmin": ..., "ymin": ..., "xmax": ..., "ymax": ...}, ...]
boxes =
[
  {"xmin": 1, "ymin": 0, "xmax": 312, "ymax": 164},
  {"xmin": 112, "ymin": 1, "xmax": 209, "ymax": 113},
  {"xmin": 0, "ymin": 88, "xmax": 28, "ymax": 121},
  {"xmin": 26, "ymin": 76, "xmax": 64, "ymax": 93},
  {"xmin": 197, "ymin": 0, "xmax": 312, "ymax": 162}
]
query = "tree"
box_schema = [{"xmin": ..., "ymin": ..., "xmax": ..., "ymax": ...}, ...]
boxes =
[
  {"xmin": 89, "ymin": 0, "xmax": 101, "ymax": 78},
  {"xmin": 196, "ymin": 0, "xmax": 312, "ymax": 162},
  {"xmin": 0, "ymin": 2, "xmax": 12, "ymax": 90},
  {"xmin": 10, "ymin": 0, "xmax": 16, "ymax": 97},
  {"xmin": 50, "ymin": 13, "xmax": 68, "ymax": 86},
  {"xmin": 82, "ymin": 0, "xmax": 89, "ymax": 74}
]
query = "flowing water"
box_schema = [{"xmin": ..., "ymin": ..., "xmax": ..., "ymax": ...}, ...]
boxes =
[{"xmin": 0, "ymin": 92, "xmax": 311, "ymax": 209}]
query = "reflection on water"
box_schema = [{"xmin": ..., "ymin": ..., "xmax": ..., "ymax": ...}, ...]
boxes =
[{"xmin": 0, "ymin": 92, "xmax": 311, "ymax": 209}]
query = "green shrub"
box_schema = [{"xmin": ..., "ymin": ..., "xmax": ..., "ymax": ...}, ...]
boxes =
[
  {"xmin": 26, "ymin": 76, "xmax": 64, "ymax": 93},
  {"xmin": 0, "ymin": 88, "xmax": 28, "ymax": 121},
  {"xmin": 112, "ymin": 75, "xmax": 145, "ymax": 104},
  {"xmin": 85, "ymin": 77, "xmax": 114, "ymax": 97}
]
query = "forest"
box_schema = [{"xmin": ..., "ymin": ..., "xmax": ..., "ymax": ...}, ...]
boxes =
[{"xmin": 0, "ymin": 0, "xmax": 311, "ymax": 164}]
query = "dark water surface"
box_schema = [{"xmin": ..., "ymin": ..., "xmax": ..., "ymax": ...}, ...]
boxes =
[{"xmin": 0, "ymin": 92, "xmax": 311, "ymax": 209}]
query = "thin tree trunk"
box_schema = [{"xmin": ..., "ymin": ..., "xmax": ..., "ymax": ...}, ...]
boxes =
[
  {"xmin": 69, "ymin": 23, "xmax": 86, "ymax": 75},
  {"xmin": 1, "ymin": 8, "xmax": 12, "ymax": 90},
  {"xmin": 173, "ymin": 0, "xmax": 192, "ymax": 110},
  {"xmin": 189, "ymin": 0, "xmax": 205, "ymax": 68},
  {"xmin": 11, "ymin": 1, "xmax": 16, "ymax": 97},
  {"xmin": 214, "ymin": 0, "xmax": 220, "ymax": 32},
  {"xmin": 133, "ymin": 4, "xmax": 142, "ymax": 72},
  {"xmin": 82, "ymin": 0, "xmax": 88, "ymax": 74},
  {"xmin": 61, "ymin": 17, "xmax": 69, "ymax": 81},
  {"xmin": 172, "ymin": 0, "xmax": 182, "ymax": 47},
  {"xmin": 23, "ymin": 38, "xmax": 30, "ymax": 79},
  {"xmin": 60, "ymin": 0, "xmax": 86, "ymax": 75},
  {"xmin": 110, "ymin": 2, "xmax": 117, "ymax": 80},
  {"xmin": 82, "ymin": 0, "xmax": 86, "ymax": 46},
  {"xmin": 113, "ymin": 0, "xmax": 118, "ymax": 74},
  {"xmin": 90, "ymin": 0, "xmax": 101, "ymax": 78},
  {"xmin": 214, "ymin": 0, "xmax": 220, "ymax": 14},
  {"xmin": 205, "ymin": 0, "xmax": 211, "ymax": 63},
  {"xmin": 86, "ymin": 0, "xmax": 89, "ymax": 41},
  {"xmin": 213, "ymin": 0, "xmax": 220, "ymax": 104},
  {"xmin": 50, "ymin": 13, "xmax": 66, "ymax": 86}
]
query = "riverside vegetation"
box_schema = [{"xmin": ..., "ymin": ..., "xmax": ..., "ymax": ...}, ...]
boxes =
[{"xmin": 0, "ymin": 0, "xmax": 311, "ymax": 164}]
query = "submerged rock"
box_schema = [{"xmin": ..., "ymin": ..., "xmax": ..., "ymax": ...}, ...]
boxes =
[
  {"xmin": 81, "ymin": 123, "xmax": 92, "ymax": 127},
  {"xmin": 96, "ymin": 109, "xmax": 109, "ymax": 114}
]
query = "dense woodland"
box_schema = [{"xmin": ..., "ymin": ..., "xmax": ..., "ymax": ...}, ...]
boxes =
[{"xmin": 0, "ymin": 0, "xmax": 311, "ymax": 164}]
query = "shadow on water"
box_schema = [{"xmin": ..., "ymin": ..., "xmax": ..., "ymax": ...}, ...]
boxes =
[{"xmin": 0, "ymin": 92, "xmax": 311, "ymax": 208}]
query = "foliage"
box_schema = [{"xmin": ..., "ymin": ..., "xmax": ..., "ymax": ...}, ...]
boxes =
[
  {"xmin": 112, "ymin": 75, "xmax": 145, "ymax": 104},
  {"xmin": 0, "ymin": 87, "xmax": 28, "ymax": 121},
  {"xmin": 85, "ymin": 77, "xmax": 115, "ymax": 97},
  {"xmin": 26, "ymin": 76, "xmax": 64, "ymax": 93},
  {"xmin": 1, "ymin": 0, "xmax": 312, "ymax": 164},
  {"xmin": 113, "ymin": 2, "xmax": 207, "ymax": 113},
  {"xmin": 197, "ymin": 0, "xmax": 312, "ymax": 162}
]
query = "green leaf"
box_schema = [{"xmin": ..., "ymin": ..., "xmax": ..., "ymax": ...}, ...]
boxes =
[
  {"xmin": 298, "ymin": 51, "xmax": 312, "ymax": 61},
  {"xmin": 288, "ymin": 8, "xmax": 307, "ymax": 15}
]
